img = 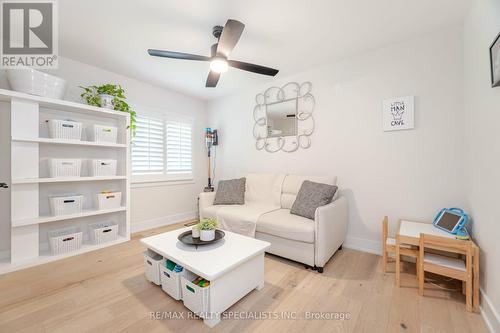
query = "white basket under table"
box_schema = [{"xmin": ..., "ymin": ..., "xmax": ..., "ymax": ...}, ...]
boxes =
[
  {"xmin": 159, "ymin": 263, "xmax": 188, "ymax": 301},
  {"xmin": 143, "ymin": 249, "xmax": 163, "ymax": 285},
  {"xmin": 180, "ymin": 270, "xmax": 211, "ymax": 314},
  {"xmin": 140, "ymin": 227, "xmax": 270, "ymax": 327}
]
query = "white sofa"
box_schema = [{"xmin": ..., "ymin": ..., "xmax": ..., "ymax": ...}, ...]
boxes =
[{"xmin": 199, "ymin": 174, "xmax": 348, "ymax": 272}]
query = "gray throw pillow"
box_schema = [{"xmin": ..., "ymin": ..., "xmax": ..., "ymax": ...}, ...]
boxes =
[
  {"xmin": 213, "ymin": 178, "xmax": 246, "ymax": 205},
  {"xmin": 290, "ymin": 180, "xmax": 338, "ymax": 220}
]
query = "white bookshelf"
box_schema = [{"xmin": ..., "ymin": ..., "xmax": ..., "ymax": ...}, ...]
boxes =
[{"xmin": 0, "ymin": 88, "xmax": 131, "ymax": 274}]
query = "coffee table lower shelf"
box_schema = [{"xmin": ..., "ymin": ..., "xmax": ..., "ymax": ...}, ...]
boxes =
[
  {"xmin": 143, "ymin": 248, "xmax": 265, "ymax": 327},
  {"xmin": 141, "ymin": 227, "xmax": 270, "ymax": 327}
]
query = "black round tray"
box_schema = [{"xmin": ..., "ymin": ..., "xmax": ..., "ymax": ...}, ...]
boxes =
[{"xmin": 178, "ymin": 229, "xmax": 225, "ymax": 248}]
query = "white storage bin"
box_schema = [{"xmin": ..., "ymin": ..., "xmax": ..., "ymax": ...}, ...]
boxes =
[
  {"xmin": 181, "ymin": 271, "xmax": 210, "ymax": 315},
  {"xmin": 48, "ymin": 158, "xmax": 82, "ymax": 178},
  {"xmin": 48, "ymin": 227, "xmax": 83, "ymax": 256},
  {"xmin": 96, "ymin": 191, "xmax": 121, "ymax": 210},
  {"xmin": 88, "ymin": 221, "xmax": 118, "ymax": 245},
  {"xmin": 144, "ymin": 249, "xmax": 163, "ymax": 285},
  {"xmin": 89, "ymin": 159, "xmax": 117, "ymax": 176},
  {"xmin": 87, "ymin": 124, "xmax": 118, "ymax": 143},
  {"xmin": 49, "ymin": 194, "xmax": 83, "ymax": 216},
  {"xmin": 48, "ymin": 119, "xmax": 82, "ymax": 140},
  {"xmin": 160, "ymin": 264, "xmax": 187, "ymax": 300}
]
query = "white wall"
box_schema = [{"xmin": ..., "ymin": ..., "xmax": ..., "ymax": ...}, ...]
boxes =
[
  {"xmin": 208, "ymin": 26, "xmax": 465, "ymax": 251},
  {"xmin": 464, "ymin": 0, "xmax": 500, "ymax": 330},
  {"xmin": 0, "ymin": 57, "xmax": 207, "ymax": 230}
]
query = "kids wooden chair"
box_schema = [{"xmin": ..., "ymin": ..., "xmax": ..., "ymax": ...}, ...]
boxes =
[
  {"xmin": 418, "ymin": 233, "xmax": 474, "ymax": 312},
  {"xmin": 381, "ymin": 216, "xmax": 419, "ymax": 284}
]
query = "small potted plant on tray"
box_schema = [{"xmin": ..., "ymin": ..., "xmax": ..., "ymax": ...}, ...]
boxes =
[{"xmin": 197, "ymin": 218, "xmax": 218, "ymax": 241}]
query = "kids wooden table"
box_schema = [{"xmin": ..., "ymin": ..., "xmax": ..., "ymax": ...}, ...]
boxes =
[{"xmin": 396, "ymin": 220, "xmax": 480, "ymax": 311}]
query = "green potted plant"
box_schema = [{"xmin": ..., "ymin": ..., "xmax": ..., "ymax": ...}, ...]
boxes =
[
  {"xmin": 197, "ymin": 218, "xmax": 218, "ymax": 241},
  {"xmin": 80, "ymin": 84, "xmax": 136, "ymax": 136}
]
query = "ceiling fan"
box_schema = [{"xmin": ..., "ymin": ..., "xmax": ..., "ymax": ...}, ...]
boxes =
[{"xmin": 147, "ymin": 19, "xmax": 279, "ymax": 88}]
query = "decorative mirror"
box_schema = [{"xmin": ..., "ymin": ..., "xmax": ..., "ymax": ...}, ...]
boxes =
[{"xmin": 253, "ymin": 82, "xmax": 314, "ymax": 152}]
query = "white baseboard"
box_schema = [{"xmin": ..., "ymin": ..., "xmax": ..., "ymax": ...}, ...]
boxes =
[
  {"xmin": 480, "ymin": 288, "xmax": 500, "ymax": 333},
  {"xmin": 343, "ymin": 235, "xmax": 382, "ymax": 255},
  {"xmin": 131, "ymin": 211, "xmax": 197, "ymax": 233}
]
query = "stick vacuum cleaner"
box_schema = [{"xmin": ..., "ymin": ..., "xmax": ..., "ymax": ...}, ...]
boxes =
[{"xmin": 204, "ymin": 128, "xmax": 218, "ymax": 192}]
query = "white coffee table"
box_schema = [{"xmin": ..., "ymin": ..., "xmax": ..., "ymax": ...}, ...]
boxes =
[{"xmin": 140, "ymin": 227, "xmax": 270, "ymax": 327}]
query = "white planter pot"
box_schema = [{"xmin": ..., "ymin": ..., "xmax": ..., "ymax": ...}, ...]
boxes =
[
  {"xmin": 99, "ymin": 94, "xmax": 115, "ymax": 109},
  {"xmin": 200, "ymin": 229, "xmax": 215, "ymax": 241},
  {"xmin": 192, "ymin": 226, "xmax": 200, "ymax": 238}
]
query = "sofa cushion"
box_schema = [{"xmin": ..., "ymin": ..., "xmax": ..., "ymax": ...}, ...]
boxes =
[
  {"xmin": 290, "ymin": 181, "xmax": 338, "ymax": 220},
  {"xmin": 244, "ymin": 173, "xmax": 285, "ymax": 207},
  {"xmin": 201, "ymin": 205, "xmax": 226, "ymax": 219},
  {"xmin": 281, "ymin": 175, "xmax": 337, "ymax": 209},
  {"xmin": 213, "ymin": 178, "xmax": 246, "ymax": 205},
  {"xmin": 257, "ymin": 209, "xmax": 315, "ymax": 243}
]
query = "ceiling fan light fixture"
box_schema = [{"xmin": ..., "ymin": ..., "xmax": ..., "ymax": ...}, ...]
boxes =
[
  {"xmin": 147, "ymin": 19, "xmax": 279, "ymax": 87},
  {"xmin": 210, "ymin": 58, "xmax": 228, "ymax": 73}
]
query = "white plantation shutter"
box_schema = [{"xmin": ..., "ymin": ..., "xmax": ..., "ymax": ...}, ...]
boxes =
[
  {"xmin": 166, "ymin": 120, "xmax": 192, "ymax": 174},
  {"xmin": 132, "ymin": 112, "xmax": 193, "ymax": 182},
  {"xmin": 132, "ymin": 116, "xmax": 165, "ymax": 175}
]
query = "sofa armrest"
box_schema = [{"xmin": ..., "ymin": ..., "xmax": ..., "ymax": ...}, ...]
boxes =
[
  {"xmin": 314, "ymin": 196, "xmax": 348, "ymax": 267},
  {"xmin": 199, "ymin": 192, "xmax": 216, "ymax": 219}
]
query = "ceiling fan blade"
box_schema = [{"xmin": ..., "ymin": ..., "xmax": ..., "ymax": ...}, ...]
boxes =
[
  {"xmin": 206, "ymin": 71, "xmax": 221, "ymax": 87},
  {"xmin": 148, "ymin": 49, "xmax": 210, "ymax": 61},
  {"xmin": 227, "ymin": 60, "xmax": 279, "ymax": 76},
  {"xmin": 216, "ymin": 19, "xmax": 245, "ymax": 57}
]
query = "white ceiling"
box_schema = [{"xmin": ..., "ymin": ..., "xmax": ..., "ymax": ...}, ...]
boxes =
[{"xmin": 59, "ymin": 0, "xmax": 471, "ymax": 101}]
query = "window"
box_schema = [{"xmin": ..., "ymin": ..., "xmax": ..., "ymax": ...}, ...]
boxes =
[
  {"xmin": 166, "ymin": 121, "xmax": 192, "ymax": 174},
  {"xmin": 132, "ymin": 113, "xmax": 193, "ymax": 183},
  {"xmin": 132, "ymin": 115, "xmax": 164, "ymax": 175}
]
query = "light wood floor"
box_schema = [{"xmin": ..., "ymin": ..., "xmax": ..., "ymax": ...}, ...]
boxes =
[{"xmin": 0, "ymin": 223, "xmax": 488, "ymax": 333}]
